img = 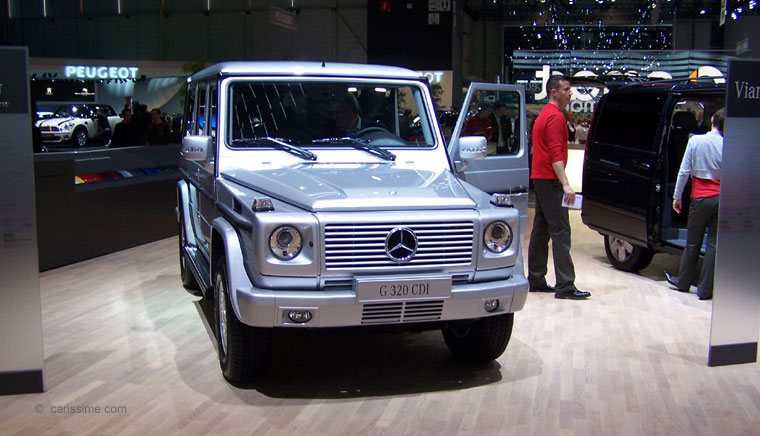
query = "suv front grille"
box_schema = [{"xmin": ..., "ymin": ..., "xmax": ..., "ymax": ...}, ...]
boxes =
[
  {"xmin": 361, "ymin": 300, "xmax": 444, "ymax": 324},
  {"xmin": 324, "ymin": 222, "xmax": 474, "ymax": 270}
]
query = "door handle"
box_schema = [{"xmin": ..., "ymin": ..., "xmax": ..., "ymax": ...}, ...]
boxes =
[
  {"xmin": 507, "ymin": 185, "xmax": 529, "ymax": 195},
  {"xmin": 632, "ymin": 160, "xmax": 651, "ymax": 170}
]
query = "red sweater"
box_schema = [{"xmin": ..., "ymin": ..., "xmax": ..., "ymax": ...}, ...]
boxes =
[
  {"xmin": 692, "ymin": 177, "xmax": 720, "ymax": 198},
  {"xmin": 531, "ymin": 103, "xmax": 568, "ymax": 179}
]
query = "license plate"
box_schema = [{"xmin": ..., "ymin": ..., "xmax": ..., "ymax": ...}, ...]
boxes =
[{"xmin": 355, "ymin": 275, "xmax": 452, "ymax": 302}]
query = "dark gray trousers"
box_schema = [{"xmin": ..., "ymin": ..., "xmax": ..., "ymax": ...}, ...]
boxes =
[
  {"xmin": 528, "ymin": 179, "xmax": 576, "ymax": 291},
  {"xmin": 672, "ymin": 195, "xmax": 719, "ymax": 299}
]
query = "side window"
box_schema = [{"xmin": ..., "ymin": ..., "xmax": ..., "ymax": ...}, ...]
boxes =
[
  {"xmin": 667, "ymin": 96, "xmax": 725, "ymax": 183},
  {"xmin": 594, "ymin": 93, "xmax": 667, "ymax": 152},
  {"xmin": 205, "ymin": 83, "xmax": 217, "ymax": 172},
  {"xmin": 209, "ymin": 84, "xmax": 217, "ymax": 140},
  {"xmin": 183, "ymin": 84, "xmax": 196, "ymax": 137},
  {"xmin": 197, "ymin": 83, "xmax": 208, "ymax": 135},
  {"xmin": 461, "ymin": 89, "xmax": 522, "ymax": 156}
]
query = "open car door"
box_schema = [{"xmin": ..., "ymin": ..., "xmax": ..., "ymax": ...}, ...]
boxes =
[{"xmin": 448, "ymin": 83, "xmax": 529, "ymax": 227}]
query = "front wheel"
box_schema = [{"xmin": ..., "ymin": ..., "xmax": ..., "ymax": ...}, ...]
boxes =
[
  {"xmin": 604, "ymin": 234, "xmax": 654, "ymax": 272},
  {"xmin": 72, "ymin": 128, "xmax": 88, "ymax": 147},
  {"xmin": 214, "ymin": 258, "xmax": 271, "ymax": 382},
  {"xmin": 442, "ymin": 313, "xmax": 514, "ymax": 362}
]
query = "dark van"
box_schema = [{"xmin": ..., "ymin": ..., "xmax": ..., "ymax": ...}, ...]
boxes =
[{"xmin": 581, "ymin": 79, "xmax": 725, "ymax": 271}]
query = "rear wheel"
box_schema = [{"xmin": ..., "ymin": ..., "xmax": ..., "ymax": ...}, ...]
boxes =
[
  {"xmin": 442, "ymin": 313, "xmax": 514, "ymax": 362},
  {"xmin": 214, "ymin": 258, "xmax": 271, "ymax": 382},
  {"xmin": 604, "ymin": 234, "xmax": 654, "ymax": 272},
  {"xmin": 72, "ymin": 128, "xmax": 88, "ymax": 147}
]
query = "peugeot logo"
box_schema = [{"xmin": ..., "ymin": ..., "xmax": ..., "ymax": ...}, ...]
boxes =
[{"xmin": 385, "ymin": 227, "xmax": 418, "ymax": 263}]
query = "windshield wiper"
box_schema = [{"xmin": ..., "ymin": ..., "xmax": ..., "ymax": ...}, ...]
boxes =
[
  {"xmin": 230, "ymin": 137, "xmax": 317, "ymax": 161},
  {"xmin": 312, "ymin": 137, "xmax": 396, "ymax": 161}
]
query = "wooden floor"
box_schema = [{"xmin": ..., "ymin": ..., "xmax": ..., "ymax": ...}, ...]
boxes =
[{"xmin": 2, "ymin": 210, "xmax": 760, "ymax": 436}]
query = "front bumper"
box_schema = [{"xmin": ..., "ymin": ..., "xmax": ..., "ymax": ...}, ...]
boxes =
[
  {"xmin": 41, "ymin": 132, "xmax": 71, "ymax": 143},
  {"xmin": 233, "ymin": 275, "xmax": 529, "ymax": 328}
]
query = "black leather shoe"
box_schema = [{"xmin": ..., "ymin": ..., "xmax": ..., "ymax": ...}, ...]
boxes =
[
  {"xmin": 530, "ymin": 283, "xmax": 555, "ymax": 292},
  {"xmin": 698, "ymin": 295, "xmax": 713, "ymax": 300},
  {"xmin": 555, "ymin": 288, "xmax": 591, "ymax": 299},
  {"xmin": 664, "ymin": 271, "xmax": 688, "ymax": 292}
]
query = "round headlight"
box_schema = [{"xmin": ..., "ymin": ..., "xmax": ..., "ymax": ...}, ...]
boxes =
[
  {"xmin": 269, "ymin": 226, "xmax": 303, "ymax": 260},
  {"xmin": 484, "ymin": 221, "xmax": 512, "ymax": 253}
]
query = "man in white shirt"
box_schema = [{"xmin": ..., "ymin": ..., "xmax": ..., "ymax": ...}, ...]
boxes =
[{"xmin": 665, "ymin": 108, "xmax": 725, "ymax": 300}]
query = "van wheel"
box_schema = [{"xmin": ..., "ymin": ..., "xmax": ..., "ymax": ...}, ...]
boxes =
[
  {"xmin": 442, "ymin": 313, "xmax": 513, "ymax": 362},
  {"xmin": 214, "ymin": 258, "xmax": 271, "ymax": 382},
  {"xmin": 604, "ymin": 235, "xmax": 654, "ymax": 272},
  {"xmin": 178, "ymin": 218, "xmax": 201, "ymax": 294}
]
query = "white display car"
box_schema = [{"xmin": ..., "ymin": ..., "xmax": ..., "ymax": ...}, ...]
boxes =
[{"xmin": 36, "ymin": 104, "xmax": 121, "ymax": 147}]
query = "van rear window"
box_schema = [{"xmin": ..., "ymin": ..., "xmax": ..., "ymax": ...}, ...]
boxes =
[{"xmin": 594, "ymin": 93, "xmax": 667, "ymax": 152}]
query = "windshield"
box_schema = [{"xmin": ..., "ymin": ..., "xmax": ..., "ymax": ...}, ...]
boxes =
[
  {"xmin": 227, "ymin": 79, "xmax": 436, "ymax": 148},
  {"xmin": 53, "ymin": 105, "xmax": 93, "ymax": 118}
]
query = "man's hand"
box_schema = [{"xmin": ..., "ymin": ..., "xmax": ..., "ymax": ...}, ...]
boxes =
[
  {"xmin": 563, "ymin": 183, "xmax": 575, "ymax": 206},
  {"xmin": 672, "ymin": 199, "xmax": 682, "ymax": 214}
]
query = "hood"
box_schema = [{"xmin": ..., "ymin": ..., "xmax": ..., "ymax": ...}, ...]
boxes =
[
  {"xmin": 36, "ymin": 117, "xmax": 78, "ymax": 129},
  {"xmin": 222, "ymin": 163, "xmax": 476, "ymax": 212}
]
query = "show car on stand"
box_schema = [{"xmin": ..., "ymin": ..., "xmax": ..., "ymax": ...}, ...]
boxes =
[
  {"xmin": 35, "ymin": 104, "xmax": 121, "ymax": 147},
  {"xmin": 177, "ymin": 61, "xmax": 530, "ymax": 382}
]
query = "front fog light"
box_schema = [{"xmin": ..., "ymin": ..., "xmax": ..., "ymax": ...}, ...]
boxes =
[
  {"xmin": 484, "ymin": 221, "xmax": 512, "ymax": 253},
  {"xmin": 270, "ymin": 225, "xmax": 303, "ymax": 260},
  {"xmin": 288, "ymin": 310, "xmax": 312, "ymax": 323},
  {"xmin": 484, "ymin": 299, "xmax": 500, "ymax": 312}
]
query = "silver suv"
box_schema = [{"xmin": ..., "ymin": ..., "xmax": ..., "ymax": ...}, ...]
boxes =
[{"xmin": 177, "ymin": 61, "xmax": 530, "ymax": 382}]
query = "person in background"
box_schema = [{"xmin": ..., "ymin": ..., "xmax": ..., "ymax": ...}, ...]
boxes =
[
  {"xmin": 94, "ymin": 106, "xmax": 112, "ymax": 146},
  {"xmin": 462, "ymin": 103, "xmax": 493, "ymax": 139},
  {"xmin": 488, "ymin": 102, "xmax": 511, "ymax": 154},
  {"xmin": 146, "ymin": 108, "xmax": 171, "ymax": 145},
  {"xmin": 330, "ymin": 92, "xmax": 362, "ymax": 136},
  {"xmin": 110, "ymin": 109, "xmax": 140, "ymax": 147},
  {"xmin": 665, "ymin": 108, "xmax": 725, "ymax": 301},
  {"xmin": 132, "ymin": 101, "xmax": 151, "ymax": 145},
  {"xmin": 123, "ymin": 96, "xmax": 133, "ymax": 114},
  {"xmin": 565, "ymin": 110, "xmax": 577, "ymax": 143},
  {"xmin": 528, "ymin": 75, "xmax": 590, "ymax": 300}
]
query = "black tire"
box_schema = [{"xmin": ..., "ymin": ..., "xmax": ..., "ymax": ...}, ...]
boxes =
[
  {"xmin": 603, "ymin": 234, "xmax": 654, "ymax": 272},
  {"xmin": 442, "ymin": 313, "xmax": 514, "ymax": 362},
  {"xmin": 214, "ymin": 258, "xmax": 271, "ymax": 382},
  {"xmin": 178, "ymin": 218, "xmax": 201, "ymax": 294},
  {"xmin": 72, "ymin": 128, "xmax": 88, "ymax": 147}
]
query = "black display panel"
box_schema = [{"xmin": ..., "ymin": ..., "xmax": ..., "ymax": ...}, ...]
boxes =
[{"xmin": 30, "ymin": 79, "xmax": 96, "ymax": 102}]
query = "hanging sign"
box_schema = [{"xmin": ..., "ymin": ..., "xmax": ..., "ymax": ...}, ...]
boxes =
[{"xmin": 270, "ymin": 6, "xmax": 298, "ymax": 31}]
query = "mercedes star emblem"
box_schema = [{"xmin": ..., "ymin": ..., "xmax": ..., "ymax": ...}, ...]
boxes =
[{"xmin": 385, "ymin": 227, "xmax": 418, "ymax": 263}]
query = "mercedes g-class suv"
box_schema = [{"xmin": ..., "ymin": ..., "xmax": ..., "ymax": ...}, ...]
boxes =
[
  {"xmin": 177, "ymin": 62, "xmax": 531, "ymax": 382},
  {"xmin": 581, "ymin": 78, "xmax": 725, "ymax": 271}
]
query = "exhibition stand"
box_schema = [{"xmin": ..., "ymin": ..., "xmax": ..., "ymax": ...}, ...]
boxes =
[{"xmin": 34, "ymin": 145, "xmax": 181, "ymax": 271}]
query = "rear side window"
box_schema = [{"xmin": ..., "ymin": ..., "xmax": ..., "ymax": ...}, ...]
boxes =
[
  {"xmin": 593, "ymin": 92, "xmax": 667, "ymax": 152},
  {"xmin": 183, "ymin": 85, "xmax": 196, "ymax": 137}
]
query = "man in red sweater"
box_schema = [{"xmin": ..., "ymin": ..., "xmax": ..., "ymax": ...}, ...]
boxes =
[{"xmin": 528, "ymin": 75, "xmax": 590, "ymax": 300}]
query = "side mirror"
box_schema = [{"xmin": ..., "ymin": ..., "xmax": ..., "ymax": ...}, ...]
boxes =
[
  {"xmin": 181, "ymin": 135, "xmax": 212, "ymax": 161},
  {"xmin": 458, "ymin": 136, "xmax": 487, "ymax": 161}
]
